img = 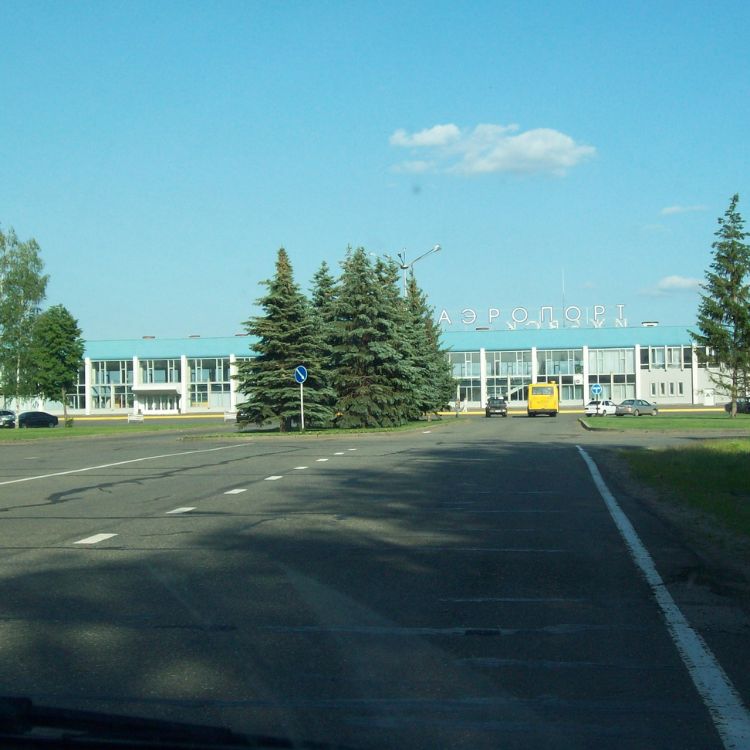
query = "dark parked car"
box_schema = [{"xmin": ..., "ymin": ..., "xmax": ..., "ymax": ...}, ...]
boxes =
[
  {"xmin": 0, "ymin": 410, "xmax": 15, "ymax": 428},
  {"xmin": 724, "ymin": 398, "xmax": 750, "ymax": 414},
  {"xmin": 615, "ymin": 399, "xmax": 658, "ymax": 416},
  {"xmin": 485, "ymin": 397, "xmax": 508, "ymax": 418},
  {"xmin": 235, "ymin": 402, "xmax": 252, "ymax": 426},
  {"xmin": 18, "ymin": 411, "xmax": 59, "ymax": 428}
]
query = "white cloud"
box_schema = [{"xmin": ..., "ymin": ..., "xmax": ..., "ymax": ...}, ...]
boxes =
[
  {"xmin": 389, "ymin": 124, "xmax": 461, "ymax": 148},
  {"xmin": 660, "ymin": 204, "xmax": 708, "ymax": 215},
  {"xmin": 389, "ymin": 122, "xmax": 595, "ymax": 176},
  {"xmin": 640, "ymin": 275, "xmax": 702, "ymax": 297},
  {"xmin": 656, "ymin": 275, "xmax": 702, "ymax": 292}
]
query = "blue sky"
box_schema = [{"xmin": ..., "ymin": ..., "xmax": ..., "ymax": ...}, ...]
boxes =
[{"xmin": 1, "ymin": 1, "xmax": 748, "ymax": 340}]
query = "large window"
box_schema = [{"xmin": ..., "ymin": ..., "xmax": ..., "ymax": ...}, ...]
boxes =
[
  {"xmin": 94, "ymin": 360, "xmax": 133, "ymax": 385},
  {"xmin": 91, "ymin": 360, "xmax": 134, "ymax": 409},
  {"xmin": 667, "ymin": 347, "xmax": 682, "ymax": 368},
  {"xmin": 67, "ymin": 365, "xmax": 87, "ymax": 410},
  {"xmin": 188, "ymin": 357, "xmax": 231, "ymax": 409},
  {"xmin": 589, "ymin": 348, "xmax": 635, "ymax": 375},
  {"xmin": 141, "ymin": 359, "xmax": 180, "ymax": 384},
  {"xmin": 448, "ymin": 352, "xmax": 481, "ymax": 403},
  {"xmin": 485, "ymin": 350, "xmax": 531, "ymax": 401},
  {"xmin": 537, "ymin": 349, "xmax": 583, "ymax": 376}
]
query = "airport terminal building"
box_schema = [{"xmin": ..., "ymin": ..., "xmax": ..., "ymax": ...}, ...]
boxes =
[{"xmin": 27, "ymin": 322, "xmax": 725, "ymax": 417}]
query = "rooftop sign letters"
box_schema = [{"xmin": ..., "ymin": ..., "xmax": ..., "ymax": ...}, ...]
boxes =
[{"xmin": 437, "ymin": 304, "xmax": 628, "ymax": 330}]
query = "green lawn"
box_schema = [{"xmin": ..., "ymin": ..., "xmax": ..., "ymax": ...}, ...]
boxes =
[
  {"xmin": 0, "ymin": 417, "xmax": 449, "ymax": 441},
  {"xmin": 623, "ymin": 438, "xmax": 750, "ymax": 538},
  {"xmin": 0, "ymin": 423, "xmax": 207, "ymax": 440},
  {"xmin": 581, "ymin": 412, "xmax": 750, "ymax": 431}
]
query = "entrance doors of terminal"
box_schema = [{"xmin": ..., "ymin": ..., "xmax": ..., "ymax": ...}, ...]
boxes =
[{"xmin": 140, "ymin": 393, "xmax": 179, "ymax": 414}]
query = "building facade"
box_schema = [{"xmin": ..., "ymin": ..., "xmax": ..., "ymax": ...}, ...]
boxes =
[
  {"xmin": 442, "ymin": 326, "xmax": 714, "ymax": 409},
  {"xmin": 2, "ymin": 325, "xmax": 729, "ymax": 415}
]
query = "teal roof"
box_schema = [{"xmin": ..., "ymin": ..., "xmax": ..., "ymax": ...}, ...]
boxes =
[
  {"xmin": 84, "ymin": 336, "xmax": 259, "ymax": 360},
  {"xmin": 83, "ymin": 325, "xmax": 695, "ymax": 360}
]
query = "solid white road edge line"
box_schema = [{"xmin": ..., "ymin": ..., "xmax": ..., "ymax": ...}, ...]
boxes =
[
  {"xmin": 577, "ymin": 445, "xmax": 750, "ymax": 750},
  {"xmin": 74, "ymin": 533, "xmax": 118, "ymax": 545},
  {"xmin": 0, "ymin": 444, "xmax": 250, "ymax": 487}
]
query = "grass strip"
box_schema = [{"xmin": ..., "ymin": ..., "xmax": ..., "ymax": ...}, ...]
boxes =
[
  {"xmin": 582, "ymin": 413, "xmax": 750, "ymax": 431},
  {"xmin": 0, "ymin": 423, "xmax": 206, "ymax": 441},
  {"xmin": 622, "ymin": 438, "xmax": 750, "ymax": 538}
]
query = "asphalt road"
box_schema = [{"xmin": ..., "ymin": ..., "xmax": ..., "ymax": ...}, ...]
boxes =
[{"xmin": 0, "ymin": 415, "xmax": 748, "ymax": 749}]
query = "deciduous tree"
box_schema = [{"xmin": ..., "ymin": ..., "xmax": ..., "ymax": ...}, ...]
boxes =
[
  {"xmin": 0, "ymin": 227, "xmax": 48, "ymax": 413},
  {"xmin": 31, "ymin": 304, "xmax": 85, "ymax": 424}
]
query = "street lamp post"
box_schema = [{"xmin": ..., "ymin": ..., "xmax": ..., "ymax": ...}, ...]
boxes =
[{"xmin": 396, "ymin": 244, "xmax": 441, "ymax": 296}]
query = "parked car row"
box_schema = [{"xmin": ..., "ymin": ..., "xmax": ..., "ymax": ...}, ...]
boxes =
[
  {"xmin": 585, "ymin": 398, "xmax": 659, "ymax": 417},
  {"xmin": 0, "ymin": 410, "xmax": 59, "ymax": 428},
  {"xmin": 725, "ymin": 397, "xmax": 750, "ymax": 414}
]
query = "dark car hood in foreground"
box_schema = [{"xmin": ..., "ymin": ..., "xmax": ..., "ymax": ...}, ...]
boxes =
[{"xmin": 0, "ymin": 696, "xmax": 358, "ymax": 750}]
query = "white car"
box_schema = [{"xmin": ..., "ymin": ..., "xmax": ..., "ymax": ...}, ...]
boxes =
[{"xmin": 584, "ymin": 399, "xmax": 617, "ymax": 417}]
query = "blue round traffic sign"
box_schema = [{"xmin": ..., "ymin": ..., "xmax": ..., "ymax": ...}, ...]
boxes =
[
  {"xmin": 294, "ymin": 365, "xmax": 308, "ymax": 384},
  {"xmin": 591, "ymin": 383, "xmax": 602, "ymax": 396}
]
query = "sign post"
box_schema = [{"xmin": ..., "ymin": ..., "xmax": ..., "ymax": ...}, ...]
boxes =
[
  {"xmin": 590, "ymin": 383, "xmax": 602, "ymax": 416},
  {"xmin": 294, "ymin": 365, "xmax": 308, "ymax": 431}
]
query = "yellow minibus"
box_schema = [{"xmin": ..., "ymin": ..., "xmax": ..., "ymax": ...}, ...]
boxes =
[{"xmin": 527, "ymin": 383, "xmax": 559, "ymax": 417}]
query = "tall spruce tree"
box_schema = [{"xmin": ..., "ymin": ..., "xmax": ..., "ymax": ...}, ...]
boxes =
[
  {"xmin": 372, "ymin": 256, "xmax": 421, "ymax": 422},
  {"xmin": 310, "ymin": 261, "xmax": 337, "ymax": 321},
  {"xmin": 331, "ymin": 248, "xmax": 409, "ymax": 427},
  {"xmin": 0, "ymin": 227, "xmax": 48, "ymax": 411},
  {"xmin": 308, "ymin": 260, "xmax": 338, "ymax": 415},
  {"xmin": 236, "ymin": 248, "xmax": 335, "ymax": 430},
  {"xmin": 406, "ymin": 273, "xmax": 455, "ymax": 415},
  {"xmin": 692, "ymin": 194, "xmax": 750, "ymax": 417}
]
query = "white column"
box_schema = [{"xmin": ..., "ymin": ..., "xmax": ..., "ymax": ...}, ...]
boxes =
[
  {"xmin": 132, "ymin": 357, "xmax": 141, "ymax": 412},
  {"xmin": 531, "ymin": 347, "xmax": 538, "ymax": 383},
  {"xmin": 634, "ymin": 345, "xmax": 641, "ymax": 399},
  {"xmin": 479, "ymin": 348, "xmax": 487, "ymax": 405},
  {"xmin": 691, "ymin": 346, "xmax": 699, "ymax": 404},
  {"xmin": 84, "ymin": 358, "xmax": 93, "ymax": 415},
  {"xmin": 229, "ymin": 354, "xmax": 238, "ymax": 410},
  {"xmin": 581, "ymin": 346, "xmax": 589, "ymax": 405},
  {"xmin": 180, "ymin": 355, "xmax": 189, "ymax": 413}
]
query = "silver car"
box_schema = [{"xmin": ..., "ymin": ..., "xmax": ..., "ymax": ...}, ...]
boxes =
[{"xmin": 616, "ymin": 398, "xmax": 658, "ymax": 416}]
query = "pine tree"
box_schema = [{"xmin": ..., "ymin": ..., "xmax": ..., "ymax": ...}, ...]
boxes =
[
  {"xmin": 406, "ymin": 273, "xmax": 455, "ymax": 416},
  {"xmin": 372, "ymin": 256, "xmax": 421, "ymax": 423},
  {"xmin": 692, "ymin": 194, "xmax": 750, "ymax": 416},
  {"xmin": 331, "ymin": 248, "xmax": 410, "ymax": 427},
  {"xmin": 236, "ymin": 248, "xmax": 335, "ymax": 430},
  {"xmin": 310, "ymin": 261, "xmax": 337, "ymax": 321},
  {"xmin": 308, "ymin": 260, "xmax": 338, "ymax": 416}
]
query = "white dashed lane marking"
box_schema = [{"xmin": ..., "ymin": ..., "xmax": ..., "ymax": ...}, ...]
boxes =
[
  {"xmin": 293, "ymin": 466, "xmax": 308, "ymax": 470},
  {"xmin": 225, "ymin": 489, "xmax": 247, "ymax": 495},
  {"xmin": 74, "ymin": 533, "xmax": 117, "ymax": 545},
  {"xmin": 265, "ymin": 475, "xmax": 283, "ymax": 481},
  {"xmin": 166, "ymin": 507, "xmax": 195, "ymax": 515},
  {"xmin": 316, "ymin": 458, "xmax": 329, "ymax": 463}
]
